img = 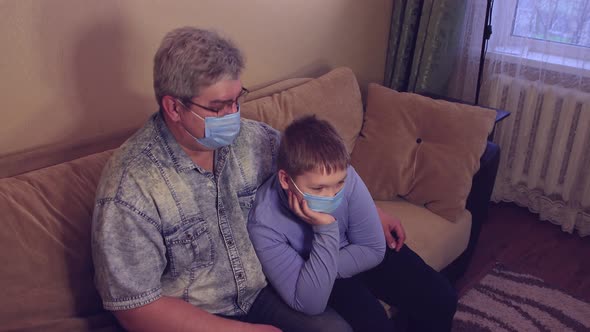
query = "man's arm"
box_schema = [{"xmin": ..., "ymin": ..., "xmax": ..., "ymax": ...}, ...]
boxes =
[
  {"xmin": 92, "ymin": 202, "xmax": 278, "ymax": 331},
  {"xmin": 113, "ymin": 296, "xmax": 279, "ymax": 332},
  {"xmin": 377, "ymin": 206, "xmax": 406, "ymax": 251}
]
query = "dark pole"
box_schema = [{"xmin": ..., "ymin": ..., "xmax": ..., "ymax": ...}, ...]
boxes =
[{"xmin": 475, "ymin": 0, "xmax": 494, "ymax": 105}]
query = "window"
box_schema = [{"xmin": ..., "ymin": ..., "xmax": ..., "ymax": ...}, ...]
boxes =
[
  {"xmin": 513, "ymin": 0, "xmax": 590, "ymax": 48},
  {"xmin": 488, "ymin": 0, "xmax": 590, "ymax": 72}
]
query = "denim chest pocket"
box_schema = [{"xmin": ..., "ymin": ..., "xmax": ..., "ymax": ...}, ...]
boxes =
[
  {"xmin": 237, "ymin": 189, "xmax": 257, "ymax": 210},
  {"xmin": 165, "ymin": 219, "xmax": 214, "ymax": 277}
]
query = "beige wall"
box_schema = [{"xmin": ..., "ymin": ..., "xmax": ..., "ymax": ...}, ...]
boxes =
[{"xmin": 0, "ymin": 0, "xmax": 392, "ymax": 164}]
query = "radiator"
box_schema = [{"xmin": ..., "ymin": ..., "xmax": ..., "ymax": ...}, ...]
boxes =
[{"xmin": 482, "ymin": 74, "xmax": 590, "ymax": 235}]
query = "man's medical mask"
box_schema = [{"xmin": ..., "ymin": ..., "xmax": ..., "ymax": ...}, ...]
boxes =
[
  {"xmin": 290, "ymin": 178, "xmax": 345, "ymax": 214},
  {"xmin": 184, "ymin": 107, "xmax": 241, "ymax": 149}
]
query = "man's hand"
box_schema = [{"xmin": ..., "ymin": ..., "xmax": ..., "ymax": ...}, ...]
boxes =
[
  {"xmin": 377, "ymin": 207, "xmax": 406, "ymax": 251},
  {"xmin": 288, "ymin": 190, "xmax": 335, "ymax": 226},
  {"xmin": 114, "ymin": 296, "xmax": 283, "ymax": 332}
]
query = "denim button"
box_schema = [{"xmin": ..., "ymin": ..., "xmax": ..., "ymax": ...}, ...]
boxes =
[{"xmin": 416, "ymin": 138, "xmax": 423, "ymax": 143}]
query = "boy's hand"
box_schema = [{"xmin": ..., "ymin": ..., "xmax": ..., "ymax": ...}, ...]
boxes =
[{"xmin": 288, "ymin": 190, "xmax": 336, "ymax": 226}]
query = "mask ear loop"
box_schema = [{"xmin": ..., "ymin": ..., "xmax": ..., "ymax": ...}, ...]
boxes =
[
  {"xmin": 175, "ymin": 99, "xmax": 188, "ymax": 113},
  {"xmin": 289, "ymin": 177, "xmax": 306, "ymax": 197},
  {"xmin": 175, "ymin": 100, "xmax": 205, "ymax": 141}
]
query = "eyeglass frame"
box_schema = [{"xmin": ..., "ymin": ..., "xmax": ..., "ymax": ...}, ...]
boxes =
[{"xmin": 179, "ymin": 87, "xmax": 249, "ymax": 114}]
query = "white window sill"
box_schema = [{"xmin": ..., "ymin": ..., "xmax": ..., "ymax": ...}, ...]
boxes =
[{"xmin": 487, "ymin": 47, "xmax": 590, "ymax": 77}]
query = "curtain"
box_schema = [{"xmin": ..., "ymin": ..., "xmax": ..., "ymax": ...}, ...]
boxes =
[
  {"xmin": 479, "ymin": 0, "xmax": 590, "ymax": 237},
  {"xmin": 447, "ymin": 1, "xmax": 489, "ymax": 104},
  {"xmin": 384, "ymin": 0, "xmax": 480, "ymax": 98}
]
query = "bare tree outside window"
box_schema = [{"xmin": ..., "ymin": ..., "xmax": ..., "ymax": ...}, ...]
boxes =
[{"xmin": 513, "ymin": 0, "xmax": 590, "ymax": 48}]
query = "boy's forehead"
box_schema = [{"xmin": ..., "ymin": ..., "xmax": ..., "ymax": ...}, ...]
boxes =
[{"xmin": 297, "ymin": 167, "xmax": 347, "ymax": 184}]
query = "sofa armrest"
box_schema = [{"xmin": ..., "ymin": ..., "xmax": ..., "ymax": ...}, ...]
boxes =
[
  {"xmin": 467, "ymin": 141, "xmax": 501, "ymax": 225},
  {"xmin": 441, "ymin": 141, "xmax": 500, "ymax": 282}
]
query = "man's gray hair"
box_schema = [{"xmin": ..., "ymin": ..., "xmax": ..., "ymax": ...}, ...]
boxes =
[{"xmin": 153, "ymin": 27, "xmax": 244, "ymax": 108}]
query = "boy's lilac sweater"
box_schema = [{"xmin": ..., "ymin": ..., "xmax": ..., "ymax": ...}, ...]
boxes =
[{"xmin": 247, "ymin": 166, "xmax": 386, "ymax": 315}]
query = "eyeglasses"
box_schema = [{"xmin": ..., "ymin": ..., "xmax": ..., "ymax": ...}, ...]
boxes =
[{"xmin": 182, "ymin": 87, "xmax": 249, "ymax": 114}]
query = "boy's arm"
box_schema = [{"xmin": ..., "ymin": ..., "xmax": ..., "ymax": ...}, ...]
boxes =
[
  {"xmin": 248, "ymin": 217, "xmax": 340, "ymax": 315},
  {"xmin": 337, "ymin": 167, "xmax": 387, "ymax": 278}
]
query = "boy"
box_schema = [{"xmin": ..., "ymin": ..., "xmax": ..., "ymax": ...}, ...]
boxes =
[{"xmin": 248, "ymin": 116, "xmax": 458, "ymax": 332}]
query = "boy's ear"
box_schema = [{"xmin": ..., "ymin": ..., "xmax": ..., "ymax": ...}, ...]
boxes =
[{"xmin": 278, "ymin": 169, "xmax": 290, "ymax": 190}]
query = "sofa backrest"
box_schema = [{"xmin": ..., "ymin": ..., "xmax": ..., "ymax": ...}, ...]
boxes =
[
  {"xmin": 0, "ymin": 67, "xmax": 363, "ymax": 331},
  {"xmin": 241, "ymin": 67, "xmax": 364, "ymax": 153},
  {"xmin": 0, "ymin": 150, "xmax": 119, "ymax": 331}
]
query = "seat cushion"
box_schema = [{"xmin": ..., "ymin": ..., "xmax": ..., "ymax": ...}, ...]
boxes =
[
  {"xmin": 375, "ymin": 199, "xmax": 471, "ymax": 271},
  {"xmin": 351, "ymin": 84, "xmax": 496, "ymax": 222},
  {"xmin": 241, "ymin": 67, "xmax": 363, "ymax": 153}
]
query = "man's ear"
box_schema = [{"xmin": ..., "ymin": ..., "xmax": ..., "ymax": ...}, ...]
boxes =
[
  {"xmin": 278, "ymin": 169, "xmax": 290, "ymax": 190},
  {"xmin": 161, "ymin": 96, "xmax": 182, "ymax": 122}
]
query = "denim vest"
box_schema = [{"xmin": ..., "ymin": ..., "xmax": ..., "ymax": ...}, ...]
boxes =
[{"xmin": 92, "ymin": 112, "xmax": 279, "ymax": 315}]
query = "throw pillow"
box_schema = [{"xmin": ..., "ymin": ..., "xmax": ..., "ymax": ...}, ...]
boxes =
[
  {"xmin": 240, "ymin": 67, "xmax": 363, "ymax": 153},
  {"xmin": 351, "ymin": 83, "xmax": 496, "ymax": 222}
]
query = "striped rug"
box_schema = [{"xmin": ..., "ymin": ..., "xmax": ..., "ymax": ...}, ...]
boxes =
[{"xmin": 453, "ymin": 265, "xmax": 590, "ymax": 331}]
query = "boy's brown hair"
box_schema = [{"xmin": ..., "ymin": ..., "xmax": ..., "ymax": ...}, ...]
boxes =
[{"xmin": 277, "ymin": 115, "xmax": 350, "ymax": 177}]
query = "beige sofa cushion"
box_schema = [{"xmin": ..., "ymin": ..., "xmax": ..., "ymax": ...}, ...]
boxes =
[
  {"xmin": 375, "ymin": 199, "xmax": 471, "ymax": 271},
  {"xmin": 241, "ymin": 67, "xmax": 363, "ymax": 153},
  {"xmin": 245, "ymin": 78, "xmax": 312, "ymax": 101},
  {"xmin": 351, "ymin": 84, "xmax": 496, "ymax": 222},
  {"xmin": 0, "ymin": 150, "xmax": 119, "ymax": 331}
]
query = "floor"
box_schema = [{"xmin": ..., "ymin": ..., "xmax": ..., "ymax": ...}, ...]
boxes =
[{"xmin": 455, "ymin": 202, "xmax": 590, "ymax": 301}]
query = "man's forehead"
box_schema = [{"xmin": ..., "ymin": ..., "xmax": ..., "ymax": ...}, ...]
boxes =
[{"xmin": 197, "ymin": 79, "xmax": 242, "ymax": 101}]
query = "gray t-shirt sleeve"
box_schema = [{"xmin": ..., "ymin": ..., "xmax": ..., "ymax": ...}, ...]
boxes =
[{"xmin": 92, "ymin": 199, "xmax": 166, "ymax": 311}]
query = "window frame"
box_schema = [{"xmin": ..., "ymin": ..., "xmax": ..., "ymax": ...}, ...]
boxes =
[{"xmin": 488, "ymin": 0, "xmax": 590, "ymax": 72}]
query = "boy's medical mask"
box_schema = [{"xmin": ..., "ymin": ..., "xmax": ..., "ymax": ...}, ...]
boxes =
[
  {"xmin": 184, "ymin": 107, "xmax": 241, "ymax": 149},
  {"xmin": 290, "ymin": 178, "xmax": 345, "ymax": 214}
]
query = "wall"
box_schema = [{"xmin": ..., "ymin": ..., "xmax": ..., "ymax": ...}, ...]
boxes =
[{"xmin": 0, "ymin": 0, "xmax": 392, "ymax": 168}]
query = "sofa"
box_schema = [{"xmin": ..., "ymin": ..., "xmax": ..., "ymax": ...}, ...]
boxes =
[{"xmin": 0, "ymin": 67, "xmax": 498, "ymax": 331}]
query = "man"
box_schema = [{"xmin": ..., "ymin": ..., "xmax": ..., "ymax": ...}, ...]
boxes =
[
  {"xmin": 91, "ymin": 26, "xmax": 352, "ymax": 332},
  {"xmin": 91, "ymin": 26, "xmax": 406, "ymax": 331}
]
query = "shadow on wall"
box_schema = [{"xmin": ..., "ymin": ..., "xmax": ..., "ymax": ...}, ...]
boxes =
[
  {"xmin": 0, "ymin": 6, "xmax": 153, "ymax": 177},
  {"xmin": 33, "ymin": 4, "xmax": 151, "ymax": 326},
  {"xmin": 248, "ymin": 60, "xmax": 333, "ymax": 91},
  {"xmin": 38, "ymin": 2, "xmax": 152, "ymax": 155},
  {"xmin": 70, "ymin": 15, "xmax": 153, "ymax": 141}
]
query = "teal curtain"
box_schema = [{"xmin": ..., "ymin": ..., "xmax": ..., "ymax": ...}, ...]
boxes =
[{"xmin": 384, "ymin": 0, "xmax": 470, "ymax": 97}]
